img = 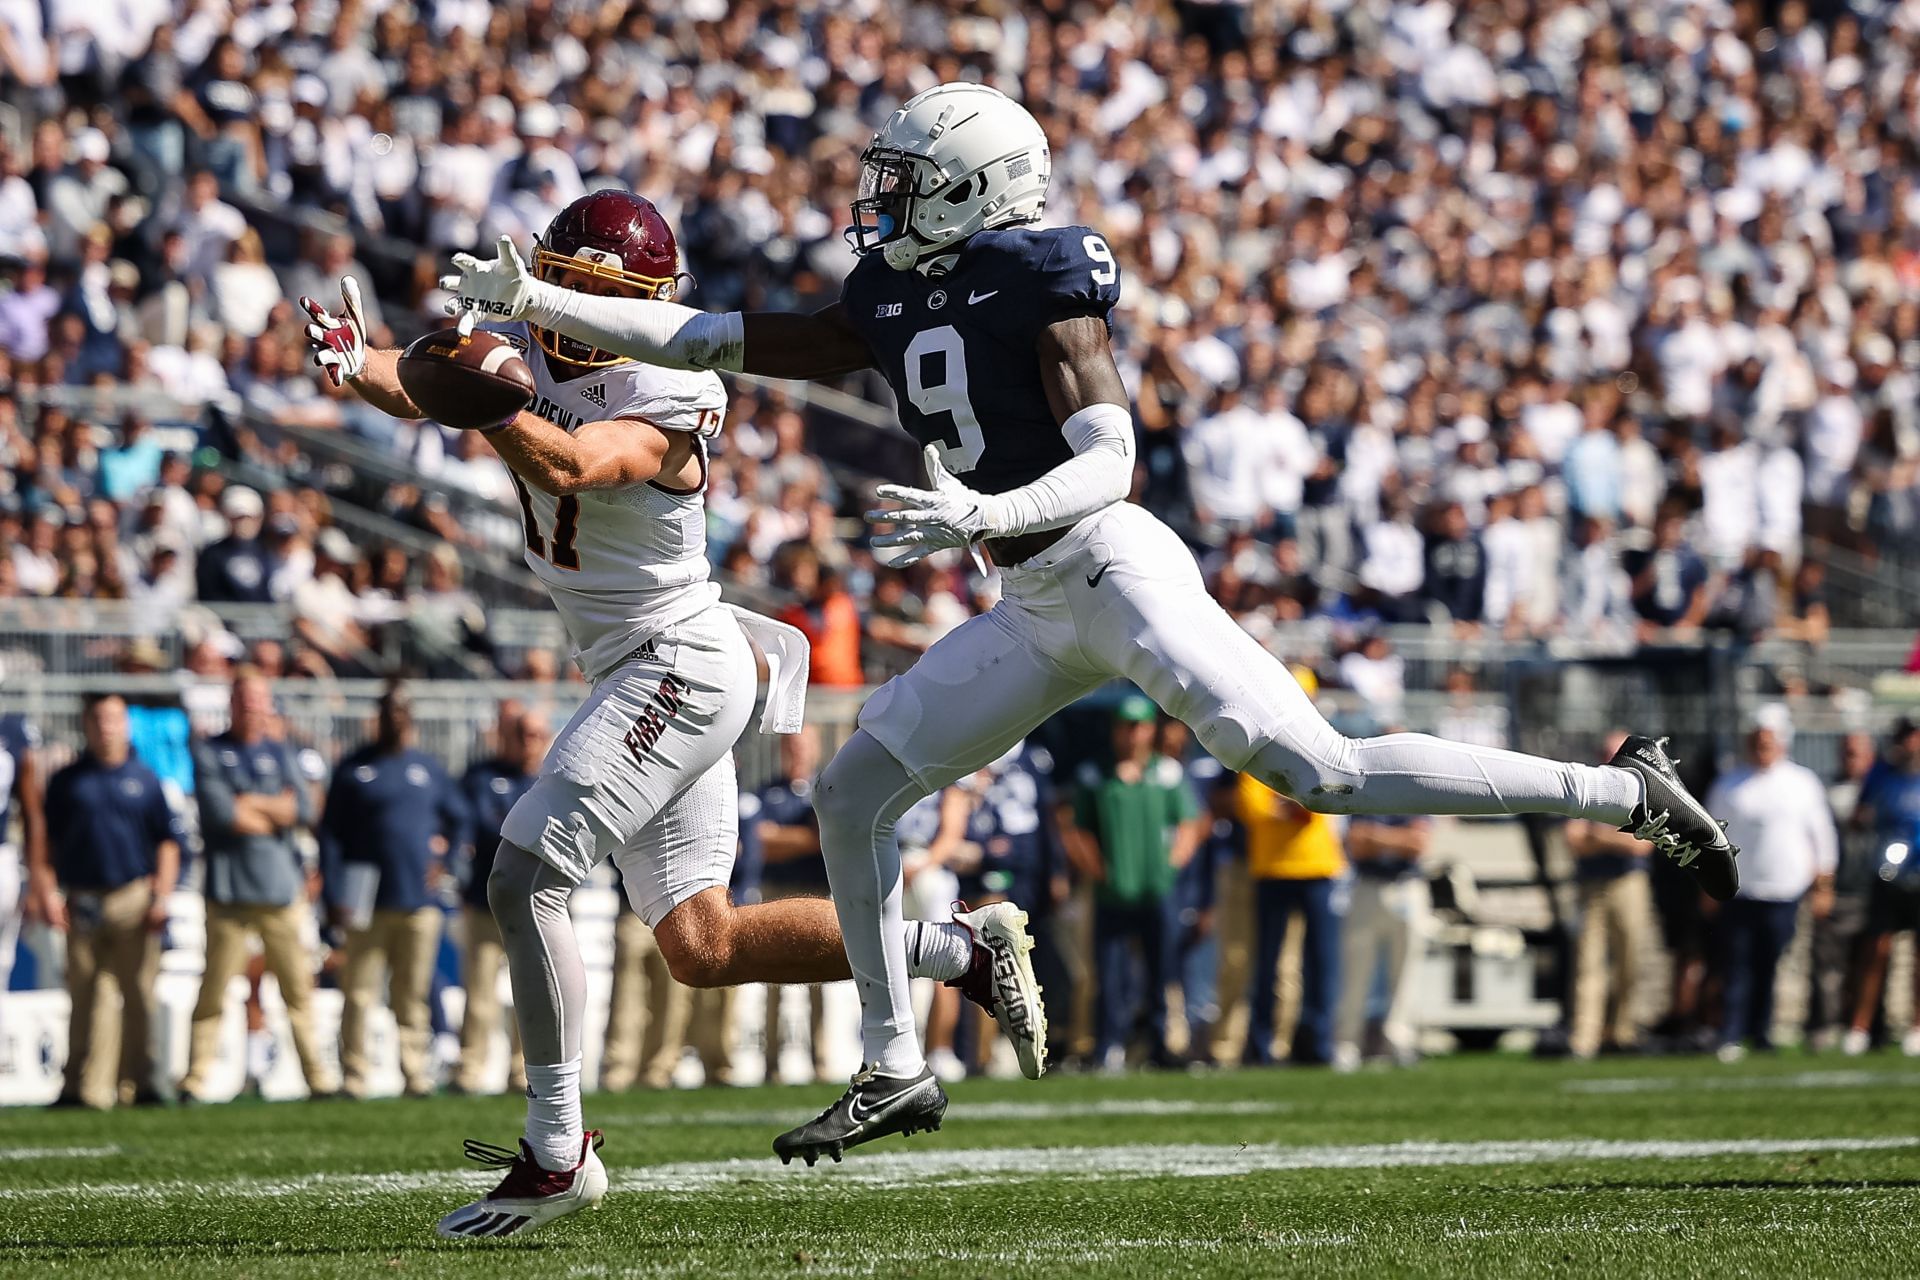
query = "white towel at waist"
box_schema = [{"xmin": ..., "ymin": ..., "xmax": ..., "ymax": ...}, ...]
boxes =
[{"xmin": 728, "ymin": 605, "xmax": 810, "ymax": 734}]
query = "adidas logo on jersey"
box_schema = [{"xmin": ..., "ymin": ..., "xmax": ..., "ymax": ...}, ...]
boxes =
[{"xmin": 581, "ymin": 383, "xmax": 607, "ymax": 409}]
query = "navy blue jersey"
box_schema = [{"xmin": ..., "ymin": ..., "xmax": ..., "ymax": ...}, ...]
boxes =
[
  {"xmin": 0, "ymin": 714, "xmax": 39, "ymax": 839},
  {"xmin": 839, "ymin": 225, "xmax": 1123, "ymax": 495},
  {"xmin": 460, "ymin": 758, "xmax": 538, "ymax": 910},
  {"xmin": 755, "ymin": 779, "xmax": 825, "ymax": 891},
  {"xmin": 47, "ymin": 753, "xmax": 185, "ymax": 890},
  {"xmin": 963, "ymin": 746, "xmax": 1057, "ymax": 905},
  {"xmin": 320, "ymin": 746, "xmax": 467, "ymax": 914}
]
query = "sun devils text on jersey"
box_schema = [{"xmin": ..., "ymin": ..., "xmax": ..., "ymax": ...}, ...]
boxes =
[
  {"xmin": 839, "ymin": 226, "xmax": 1122, "ymax": 495},
  {"xmin": 486, "ymin": 320, "xmax": 728, "ymax": 680}
]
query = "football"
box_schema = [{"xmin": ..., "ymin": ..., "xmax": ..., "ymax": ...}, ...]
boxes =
[{"xmin": 396, "ymin": 327, "xmax": 536, "ymax": 430}]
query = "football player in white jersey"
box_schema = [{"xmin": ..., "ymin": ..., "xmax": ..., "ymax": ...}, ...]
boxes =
[
  {"xmin": 303, "ymin": 190, "xmax": 1045, "ymax": 1239},
  {"xmin": 443, "ymin": 88, "xmax": 1742, "ymax": 1167}
]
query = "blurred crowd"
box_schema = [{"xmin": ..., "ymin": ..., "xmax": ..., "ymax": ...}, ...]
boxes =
[
  {"xmin": 7, "ymin": 0, "xmax": 1920, "ymax": 693},
  {"xmin": 15, "ymin": 678, "xmax": 1920, "ymax": 1108}
]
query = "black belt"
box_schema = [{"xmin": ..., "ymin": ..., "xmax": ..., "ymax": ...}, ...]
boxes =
[{"xmin": 983, "ymin": 527, "xmax": 1068, "ymax": 568}]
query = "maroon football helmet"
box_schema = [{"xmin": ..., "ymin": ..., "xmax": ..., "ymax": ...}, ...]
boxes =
[{"xmin": 532, "ymin": 190, "xmax": 683, "ymax": 369}]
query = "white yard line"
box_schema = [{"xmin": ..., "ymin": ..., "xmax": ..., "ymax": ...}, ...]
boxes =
[
  {"xmin": 1565, "ymin": 1070, "xmax": 1920, "ymax": 1095},
  {"xmin": 614, "ymin": 1098, "xmax": 1290, "ymax": 1126},
  {"xmin": 0, "ymin": 1145, "xmax": 119, "ymax": 1161},
  {"xmin": 2, "ymin": 1135, "xmax": 1912, "ymax": 1202}
]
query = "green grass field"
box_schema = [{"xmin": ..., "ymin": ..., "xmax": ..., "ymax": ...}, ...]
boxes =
[{"xmin": 5, "ymin": 1053, "xmax": 1920, "ymax": 1278}]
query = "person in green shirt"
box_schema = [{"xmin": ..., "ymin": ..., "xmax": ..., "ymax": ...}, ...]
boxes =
[{"xmin": 1060, "ymin": 694, "xmax": 1205, "ymax": 1070}]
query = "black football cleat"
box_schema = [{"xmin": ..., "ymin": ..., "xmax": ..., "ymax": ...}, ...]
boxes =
[
  {"xmin": 1609, "ymin": 734, "xmax": 1739, "ymax": 900},
  {"xmin": 773, "ymin": 1064, "xmax": 947, "ymax": 1167}
]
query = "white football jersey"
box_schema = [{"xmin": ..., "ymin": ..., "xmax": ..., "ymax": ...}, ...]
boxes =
[{"xmin": 488, "ymin": 321, "xmax": 728, "ymax": 680}]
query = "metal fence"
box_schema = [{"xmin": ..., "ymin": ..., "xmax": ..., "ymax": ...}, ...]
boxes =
[{"xmin": 0, "ymin": 599, "xmax": 575, "ymax": 680}]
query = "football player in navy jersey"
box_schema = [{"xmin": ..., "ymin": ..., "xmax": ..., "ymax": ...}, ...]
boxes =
[{"xmin": 446, "ymin": 81, "xmax": 1739, "ymax": 1164}]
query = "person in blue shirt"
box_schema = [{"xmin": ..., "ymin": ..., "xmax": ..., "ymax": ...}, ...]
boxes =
[
  {"xmin": 754, "ymin": 728, "xmax": 832, "ymax": 1083},
  {"xmin": 964, "ymin": 743, "xmax": 1058, "ymax": 915},
  {"xmin": 195, "ymin": 485, "xmax": 276, "ymax": 604},
  {"xmin": 1334, "ymin": 808, "xmax": 1434, "ymax": 1070},
  {"xmin": 453, "ymin": 706, "xmax": 548, "ymax": 1096},
  {"xmin": 1624, "ymin": 508, "xmax": 1712, "ymax": 634},
  {"xmin": 320, "ymin": 684, "xmax": 468, "ymax": 1098},
  {"xmin": 38, "ymin": 694, "xmax": 185, "ymax": 1108},
  {"xmin": 180, "ymin": 671, "xmax": 333, "ymax": 1102},
  {"xmin": 1845, "ymin": 719, "xmax": 1920, "ymax": 1053}
]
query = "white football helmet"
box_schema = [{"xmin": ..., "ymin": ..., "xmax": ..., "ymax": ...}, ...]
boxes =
[{"xmin": 848, "ymin": 83, "xmax": 1052, "ymax": 272}]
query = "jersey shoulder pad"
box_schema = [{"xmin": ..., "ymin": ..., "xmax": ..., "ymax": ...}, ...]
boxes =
[
  {"xmin": 989, "ymin": 225, "xmax": 1122, "ymax": 324},
  {"xmin": 606, "ymin": 364, "xmax": 727, "ymax": 436}
]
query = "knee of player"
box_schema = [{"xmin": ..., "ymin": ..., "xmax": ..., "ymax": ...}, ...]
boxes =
[
  {"xmin": 812, "ymin": 763, "xmax": 867, "ymax": 836},
  {"xmin": 657, "ymin": 933, "xmax": 728, "ymax": 987},
  {"xmin": 1248, "ymin": 740, "xmax": 1359, "ymax": 814},
  {"xmin": 485, "ymin": 843, "xmax": 534, "ymax": 922},
  {"xmin": 655, "ymin": 895, "xmax": 735, "ymax": 987}
]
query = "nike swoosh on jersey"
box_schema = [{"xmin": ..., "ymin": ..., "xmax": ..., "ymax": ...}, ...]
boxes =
[{"xmin": 968, "ymin": 290, "xmax": 999, "ymax": 305}]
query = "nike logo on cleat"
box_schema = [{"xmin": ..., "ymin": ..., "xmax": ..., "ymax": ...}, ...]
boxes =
[
  {"xmin": 1087, "ymin": 561, "xmax": 1111, "ymax": 588},
  {"xmin": 847, "ymin": 1080, "xmax": 925, "ymax": 1125}
]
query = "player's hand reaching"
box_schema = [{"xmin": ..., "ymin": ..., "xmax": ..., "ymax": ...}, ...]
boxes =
[
  {"xmin": 301, "ymin": 276, "xmax": 369, "ymax": 386},
  {"xmin": 866, "ymin": 445, "xmax": 999, "ymax": 566},
  {"xmin": 441, "ymin": 235, "xmax": 539, "ymax": 334}
]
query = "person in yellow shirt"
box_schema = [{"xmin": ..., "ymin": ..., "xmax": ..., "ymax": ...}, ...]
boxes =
[{"xmin": 1235, "ymin": 668, "xmax": 1347, "ymax": 1065}]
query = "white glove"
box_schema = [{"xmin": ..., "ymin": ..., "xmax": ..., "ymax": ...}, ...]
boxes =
[
  {"xmin": 440, "ymin": 235, "xmax": 543, "ymax": 334},
  {"xmin": 865, "ymin": 445, "xmax": 1004, "ymax": 566},
  {"xmin": 301, "ymin": 276, "xmax": 369, "ymax": 386}
]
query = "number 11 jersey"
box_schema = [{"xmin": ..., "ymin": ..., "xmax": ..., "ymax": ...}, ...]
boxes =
[
  {"xmin": 484, "ymin": 321, "xmax": 728, "ymax": 680},
  {"xmin": 838, "ymin": 226, "xmax": 1123, "ymax": 494}
]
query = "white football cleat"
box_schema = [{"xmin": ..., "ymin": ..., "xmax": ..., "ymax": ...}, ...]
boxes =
[
  {"xmin": 435, "ymin": 1132, "xmax": 607, "ymax": 1240},
  {"xmin": 948, "ymin": 901, "xmax": 1048, "ymax": 1080},
  {"xmin": 1842, "ymin": 1028, "xmax": 1871, "ymax": 1057}
]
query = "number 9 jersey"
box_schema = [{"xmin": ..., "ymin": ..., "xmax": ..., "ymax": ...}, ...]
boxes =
[
  {"xmin": 838, "ymin": 226, "xmax": 1122, "ymax": 494},
  {"xmin": 485, "ymin": 320, "xmax": 729, "ymax": 681}
]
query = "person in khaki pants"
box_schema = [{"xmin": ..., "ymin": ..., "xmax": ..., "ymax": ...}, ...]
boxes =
[
  {"xmin": 320, "ymin": 685, "xmax": 466, "ymax": 1098},
  {"xmin": 454, "ymin": 708, "xmax": 551, "ymax": 1095},
  {"xmin": 752, "ymin": 729, "xmax": 835, "ymax": 1082},
  {"xmin": 1565, "ymin": 731, "xmax": 1656, "ymax": 1059},
  {"xmin": 35, "ymin": 694, "xmax": 184, "ymax": 1108},
  {"xmin": 1334, "ymin": 812, "xmax": 1433, "ymax": 1069},
  {"xmin": 181, "ymin": 671, "xmax": 335, "ymax": 1101},
  {"xmin": 601, "ymin": 908, "xmax": 694, "ymax": 1090}
]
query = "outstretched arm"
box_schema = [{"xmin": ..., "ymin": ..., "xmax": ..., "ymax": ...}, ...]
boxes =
[
  {"xmin": 443, "ymin": 237, "xmax": 873, "ymax": 380},
  {"xmin": 486, "ymin": 412, "xmax": 696, "ymax": 496},
  {"xmin": 340, "ymin": 348, "xmax": 429, "ymax": 419}
]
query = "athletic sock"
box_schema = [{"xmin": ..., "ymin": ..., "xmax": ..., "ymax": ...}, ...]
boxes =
[
  {"xmin": 873, "ymin": 1034, "xmax": 927, "ymax": 1078},
  {"xmin": 904, "ymin": 920, "xmax": 975, "ymax": 982},
  {"xmin": 1591, "ymin": 766, "xmax": 1645, "ymax": 827},
  {"xmin": 522, "ymin": 1057, "xmax": 584, "ymax": 1172}
]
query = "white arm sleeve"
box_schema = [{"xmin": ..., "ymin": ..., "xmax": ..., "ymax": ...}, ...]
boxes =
[
  {"xmin": 526, "ymin": 285, "xmax": 747, "ymax": 373},
  {"xmin": 981, "ymin": 402, "xmax": 1136, "ymax": 536}
]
